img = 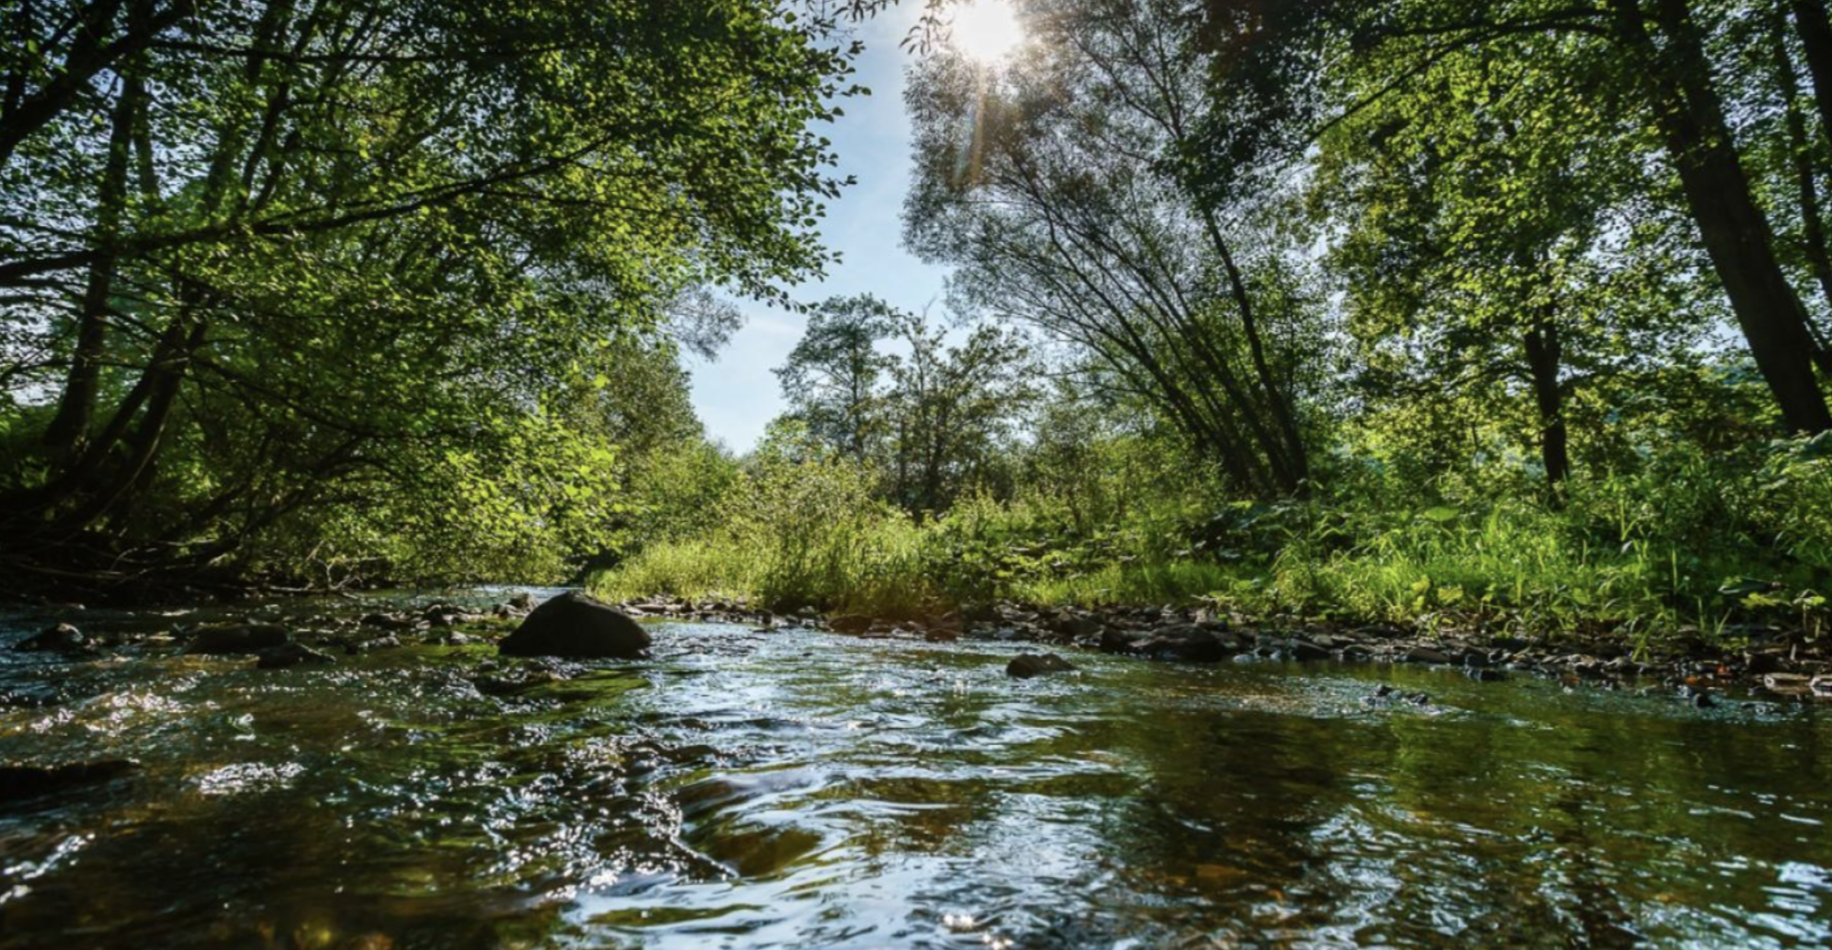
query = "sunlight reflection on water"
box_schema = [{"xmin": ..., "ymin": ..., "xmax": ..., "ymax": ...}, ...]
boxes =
[{"xmin": 0, "ymin": 599, "xmax": 1828, "ymax": 949}]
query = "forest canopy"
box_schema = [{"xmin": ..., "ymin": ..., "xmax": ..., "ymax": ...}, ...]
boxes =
[
  {"xmin": 598, "ymin": 0, "xmax": 1832, "ymax": 640},
  {"xmin": 3, "ymin": 0, "xmax": 1830, "ymax": 641}
]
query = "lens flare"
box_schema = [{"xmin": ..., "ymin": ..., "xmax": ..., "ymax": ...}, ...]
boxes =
[{"xmin": 950, "ymin": 0, "xmax": 1025, "ymax": 63}]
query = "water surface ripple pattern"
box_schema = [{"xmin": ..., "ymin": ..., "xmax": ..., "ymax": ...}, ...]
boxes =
[{"xmin": 1, "ymin": 601, "xmax": 1828, "ymax": 949}]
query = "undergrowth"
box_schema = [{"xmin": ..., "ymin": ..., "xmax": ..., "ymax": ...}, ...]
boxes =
[{"xmin": 592, "ymin": 433, "xmax": 1832, "ymax": 646}]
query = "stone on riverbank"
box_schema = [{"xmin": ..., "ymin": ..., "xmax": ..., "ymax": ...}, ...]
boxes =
[
  {"xmin": 361, "ymin": 612, "xmax": 417, "ymax": 631},
  {"xmin": 1007, "ymin": 653, "xmax": 1076, "ymax": 679},
  {"xmin": 498, "ymin": 591, "xmax": 650, "ymax": 659},
  {"xmin": 1106, "ymin": 623, "xmax": 1242, "ymax": 662}
]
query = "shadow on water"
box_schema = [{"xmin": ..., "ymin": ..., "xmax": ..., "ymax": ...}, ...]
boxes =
[{"xmin": 1, "ymin": 599, "xmax": 1829, "ymax": 949}]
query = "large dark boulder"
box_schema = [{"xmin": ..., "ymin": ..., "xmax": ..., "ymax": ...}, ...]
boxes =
[{"xmin": 498, "ymin": 592, "xmax": 651, "ymax": 659}]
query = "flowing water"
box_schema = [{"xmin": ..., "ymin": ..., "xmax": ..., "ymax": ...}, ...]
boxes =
[{"xmin": 1, "ymin": 592, "xmax": 1829, "ymax": 950}]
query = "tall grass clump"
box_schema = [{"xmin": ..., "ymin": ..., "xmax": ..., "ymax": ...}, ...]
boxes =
[{"xmin": 593, "ymin": 429, "xmax": 941, "ymax": 616}]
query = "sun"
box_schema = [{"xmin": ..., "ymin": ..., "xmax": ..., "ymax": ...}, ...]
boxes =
[{"xmin": 949, "ymin": 0, "xmax": 1026, "ymax": 63}]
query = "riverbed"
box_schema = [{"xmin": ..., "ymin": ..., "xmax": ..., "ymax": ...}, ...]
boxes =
[{"xmin": 2, "ymin": 592, "xmax": 1828, "ymax": 949}]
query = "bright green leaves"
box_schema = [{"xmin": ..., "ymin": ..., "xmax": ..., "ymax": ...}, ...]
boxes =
[{"xmin": 0, "ymin": 0, "xmax": 867, "ymax": 583}]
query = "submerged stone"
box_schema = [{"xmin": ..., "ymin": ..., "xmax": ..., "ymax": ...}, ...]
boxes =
[
  {"xmin": 255, "ymin": 642, "xmax": 336, "ymax": 669},
  {"xmin": 0, "ymin": 759, "xmax": 137, "ymax": 801},
  {"xmin": 498, "ymin": 591, "xmax": 650, "ymax": 659},
  {"xmin": 14, "ymin": 623, "xmax": 91, "ymax": 654},
  {"xmin": 184, "ymin": 624, "xmax": 289, "ymax": 655}
]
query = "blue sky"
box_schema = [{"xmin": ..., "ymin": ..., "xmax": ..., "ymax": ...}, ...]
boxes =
[{"xmin": 687, "ymin": 5, "xmax": 951, "ymax": 452}]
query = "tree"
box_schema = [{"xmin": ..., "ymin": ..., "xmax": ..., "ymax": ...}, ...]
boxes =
[
  {"xmin": 905, "ymin": 0, "xmax": 1325, "ymax": 497},
  {"xmin": 884, "ymin": 313, "xmax": 1036, "ymax": 513},
  {"xmin": 774, "ymin": 294, "xmax": 898, "ymax": 463},
  {"xmin": 0, "ymin": 0, "xmax": 864, "ymax": 587},
  {"xmin": 1192, "ymin": 0, "xmax": 1832, "ymax": 433},
  {"xmin": 1313, "ymin": 28, "xmax": 1712, "ymax": 492},
  {"xmin": 772, "ymin": 298, "xmax": 1036, "ymax": 516}
]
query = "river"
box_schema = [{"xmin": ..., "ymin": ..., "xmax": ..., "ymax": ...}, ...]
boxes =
[{"xmin": 2, "ymin": 591, "xmax": 1828, "ymax": 949}]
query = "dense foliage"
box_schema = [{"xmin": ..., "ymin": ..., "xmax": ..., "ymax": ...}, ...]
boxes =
[
  {"xmin": 597, "ymin": 0, "xmax": 1832, "ymax": 646},
  {"xmin": 5, "ymin": 0, "xmax": 1830, "ymax": 643},
  {"xmin": 0, "ymin": 0, "xmax": 860, "ymax": 589}
]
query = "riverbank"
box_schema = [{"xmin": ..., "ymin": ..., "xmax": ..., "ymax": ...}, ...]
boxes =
[
  {"xmin": 597, "ymin": 594, "xmax": 1832, "ymax": 705},
  {"xmin": 588, "ymin": 462, "xmax": 1832, "ymax": 674},
  {"xmin": 6, "ymin": 587, "xmax": 1828, "ymax": 712}
]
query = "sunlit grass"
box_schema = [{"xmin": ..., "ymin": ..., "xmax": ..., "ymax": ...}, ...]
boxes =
[{"xmin": 593, "ymin": 437, "xmax": 1832, "ymax": 644}]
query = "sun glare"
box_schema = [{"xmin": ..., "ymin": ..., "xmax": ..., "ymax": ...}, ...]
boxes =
[{"xmin": 950, "ymin": 0, "xmax": 1025, "ymax": 63}]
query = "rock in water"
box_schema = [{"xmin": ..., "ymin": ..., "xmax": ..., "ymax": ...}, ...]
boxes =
[
  {"xmin": 255, "ymin": 642, "xmax": 336, "ymax": 669},
  {"xmin": 1405, "ymin": 646, "xmax": 1454, "ymax": 665},
  {"xmin": 14, "ymin": 623, "xmax": 91, "ymax": 654},
  {"xmin": 1133, "ymin": 624, "xmax": 1238, "ymax": 663},
  {"xmin": 1007, "ymin": 653, "xmax": 1076, "ymax": 679},
  {"xmin": 185, "ymin": 624, "xmax": 290, "ymax": 655},
  {"xmin": 0, "ymin": 760, "xmax": 137, "ymax": 802},
  {"xmin": 1281, "ymin": 638, "xmax": 1332, "ymax": 662},
  {"xmin": 498, "ymin": 591, "xmax": 650, "ymax": 659},
  {"xmin": 1098, "ymin": 628, "xmax": 1141, "ymax": 655}
]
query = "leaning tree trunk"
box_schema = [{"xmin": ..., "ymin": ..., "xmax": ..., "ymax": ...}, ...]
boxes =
[
  {"xmin": 1774, "ymin": 4, "xmax": 1832, "ymax": 375},
  {"xmin": 1791, "ymin": 0, "xmax": 1832, "ymax": 152},
  {"xmin": 1613, "ymin": 0, "xmax": 1832, "ymax": 433},
  {"xmin": 40, "ymin": 63, "xmax": 141, "ymax": 457},
  {"xmin": 1197, "ymin": 207, "xmax": 1311, "ymax": 495}
]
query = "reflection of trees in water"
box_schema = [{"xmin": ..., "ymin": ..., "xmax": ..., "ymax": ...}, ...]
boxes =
[
  {"xmin": 10, "ymin": 641, "xmax": 1830, "ymax": 950},
  {"xmin": 1348, "ymin": 712, "xmax": 1641, "ymax": 948},
  {"xmin": 1304, "ymin": 696, "xmax": 1829, "ymax": 948},
  {"xmin": 1059, "ymin": 704, "xmax": 1371, "ymax": 943},
  {"xmin": 1054, "ymin": 687, "xmax": 1832, "ymax": 948}
]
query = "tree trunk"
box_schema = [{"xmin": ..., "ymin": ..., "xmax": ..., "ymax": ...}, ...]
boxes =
[
  {"xmin": 1522, "ymin": 320, "xmax": 1570, "ymax": 490},
  {"xmin": 1196, "ymin": 206, "xmax": 1311, "ymax": 494},
  {"xmin": 1774, "ymin": 5, "xmax": 1832, "ymax": 375},
  {"xmin": 1791, "ymin": 0, "xmax": 1832, "ymax": 152},
  {"xmin": 1613, "ymin": 0, "xmax": 1832, "ymax": 432},
  {"xmin": 40, "ymin": 69, "xmax": 140, "ymax": 455}
]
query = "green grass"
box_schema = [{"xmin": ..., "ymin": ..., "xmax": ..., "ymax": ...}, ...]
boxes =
[
  {"xmin": 591, "ymin": 436, "xmax": 1832, "ymax": 645},
  {"xmin": 593, "ymin": 495, "xmax": 1828, "ymax": 649},
  {"xmin": 1009, "ymin": 560, "xmax": 1236, "ymax": 608}
]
